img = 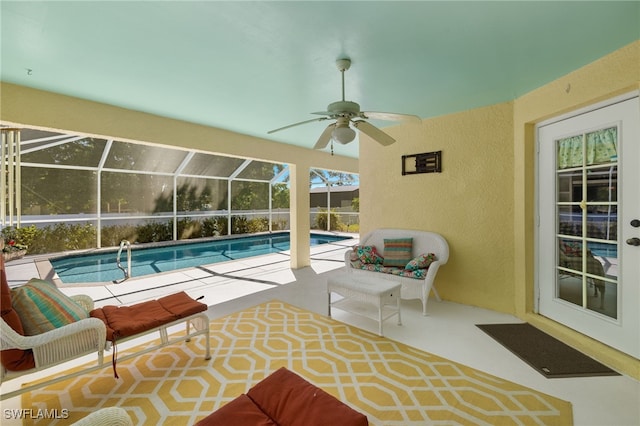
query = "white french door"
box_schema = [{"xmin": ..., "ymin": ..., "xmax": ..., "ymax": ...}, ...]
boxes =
[{"xmin": 537, "ymin": 94, "xmax": 639, "ymax": 358}]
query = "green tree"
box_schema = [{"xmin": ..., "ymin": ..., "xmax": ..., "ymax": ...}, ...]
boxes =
[{"xmin": 272, "ymin": 183, "xmax": 290, "ymax": 208}]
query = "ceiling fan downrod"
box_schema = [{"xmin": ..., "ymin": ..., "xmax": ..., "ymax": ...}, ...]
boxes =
[{"xmin": 336, "ymin": 58, "xmax": 351, "ymax": 102}]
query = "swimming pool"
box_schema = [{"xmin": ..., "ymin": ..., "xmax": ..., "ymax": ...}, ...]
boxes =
[{"xmin": 50, "ymin": 233, "xmax": 352, "ymax": 284}]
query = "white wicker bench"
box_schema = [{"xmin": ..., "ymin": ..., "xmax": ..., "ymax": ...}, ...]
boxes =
[{"xmin": 345, "ymin": 229, "xmax": 449, "ymax": 315}]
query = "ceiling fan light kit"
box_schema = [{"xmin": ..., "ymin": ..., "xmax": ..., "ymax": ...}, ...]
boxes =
[
  {"xmin": 268, "ymin": 57, "xmax": 420, "ymax": 153},
  {"xmin": 331, "ymin": 117, "xmax": 356, "ymax": 144}
]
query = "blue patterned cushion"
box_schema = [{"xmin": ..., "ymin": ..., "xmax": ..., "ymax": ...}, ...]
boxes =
[
  {"xmin": 353, "ymin": 263, "xmax": 426, "ymax": 279},
  {"xmin": 353, "ymin": 245, "xmax": 384, "ymax": 264},
  {"xmin": 406, "ymin": 253, "xmax": 436, "ymax": 271}
]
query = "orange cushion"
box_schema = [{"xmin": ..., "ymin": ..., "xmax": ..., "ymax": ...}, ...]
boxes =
[
  {"xmin": 0, "ymin": 258, "xmax": 36, "ymax": 371},
  {"xmin": 92, "ymin": 300, "xmax": 173, "ymax": 340},
  {"xmin": 247, "ymin": 367, "xmax": 368, "ymax": 426},
  {"xmin": 158, "ymin": 291, "xmax": 207, "ymax": 317},
  {"xmin": 195, "ymin": 394, "xmax": 277, "ymax": 426},
  {"xmin": 90, "ymin": 292, "xmax": 206, "ymax": 341},
  {"xmin": 88, "ymin": 307, "xmax": 116, "ymax": 341}
]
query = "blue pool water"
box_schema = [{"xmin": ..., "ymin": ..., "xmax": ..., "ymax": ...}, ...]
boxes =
[
  {"xmin": 588, "ymin": 242, "xmax": 618, "ymax": 258},
  {"xmin": 50, "ymin": 233, "xmax": 352, "ymax": 284}
]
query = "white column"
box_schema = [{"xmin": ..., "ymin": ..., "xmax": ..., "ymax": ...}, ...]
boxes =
[{"xmin": 289, "ymin": 163, "xmax": 310, "ymax": 269}]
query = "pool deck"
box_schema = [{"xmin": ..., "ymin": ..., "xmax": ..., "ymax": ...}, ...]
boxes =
[{"xmin": 4, "ymin": 234, "xmax": 358, "ymax": 309}]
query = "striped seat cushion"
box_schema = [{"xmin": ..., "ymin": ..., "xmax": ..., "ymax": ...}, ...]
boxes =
[
  {"xmin": 10, "ymin": 278, "xmax": 88, "ymax": 336},
  {"xmin": 382, "ymin": 238, "xmax": 413, "ymax": 267}
]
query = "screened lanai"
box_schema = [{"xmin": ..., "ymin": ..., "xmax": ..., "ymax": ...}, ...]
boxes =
[{"xmin": 1, "ymin": 127, "xmax": 358, "ymax": 256}]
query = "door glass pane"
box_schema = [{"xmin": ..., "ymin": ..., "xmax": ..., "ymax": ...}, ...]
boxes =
[
  {"xmin": 586, "ymin": 207, "xmax": 617, "ymax": 241},
  {"xmin": 558, "ymin": 206, "xmax": 582, "ymax": 237},
  {"xmin": 586, "ymin": 243, "xmax": 618, "ymax": 319},
  {"xmin": 557, "ymin": 238, "xmax": 583, "ymax": 307},
  {"xmin": 585, "ymin": 166, "xmax": 617, "ymax": 241},
  {"xmin": 554, "ymin": 126, "xmax": 618, "ymax": 319},
  {"xmin": 585, "ymin": 127, "xmax": 617, "ymax": 166},
  {"xmin": 557, "ymin": 171, "xmax": 580, "ymax": 202}
]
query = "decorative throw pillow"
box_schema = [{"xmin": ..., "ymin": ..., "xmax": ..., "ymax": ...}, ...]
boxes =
[
  {"xmin": 383, "ymin": 238, "xmax": 413, "ymax": 267},
  {"xmin": 1, "ymin": 261, "xmax": 36, "ymax": 371},
  {"xmin": 11, "ymin": 278, "xmax": 89, "ymax": 336},
  {"xmin": 406, "ymin": 253, "xmax": 436, "ymax": 271},
  {"xmin": 353, "ymin": 245, "xmax": 384, "ymax": 264}
]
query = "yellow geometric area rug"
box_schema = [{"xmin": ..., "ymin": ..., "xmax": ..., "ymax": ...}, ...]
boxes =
[{"xmin": 23, "ymin": 300, "xmax": 573, "ymax": 425}]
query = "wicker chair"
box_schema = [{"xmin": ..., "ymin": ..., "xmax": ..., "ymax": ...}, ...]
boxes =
[
  {"xmin": 71, "ymin": 407, "xmax": 133, "ymax": 426},
  {"xmin": 0, "ymin": 294, "xmax": 107, "ymax": 401}
]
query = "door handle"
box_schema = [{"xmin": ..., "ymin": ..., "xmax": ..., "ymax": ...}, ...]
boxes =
[
  {"xmin": 632, "ymin": 219, "xmax": 640, "ymax": 228},
  {"xmin": 626, "ymin": 237, "xmax": 640, "ymax": 246}
]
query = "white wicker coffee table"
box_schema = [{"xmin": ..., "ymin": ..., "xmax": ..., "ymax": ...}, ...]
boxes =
[{"xmin": 327, "ymin": 272, "xmax": 402, "ymax": 336}]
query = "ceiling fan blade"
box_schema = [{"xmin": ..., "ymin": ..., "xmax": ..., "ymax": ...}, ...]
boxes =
[
  {"xmin": 310, "ymin": 111, "xmax": 333, "ymax": 116},
  {"xmin": 268, "ymin": 117, "xmax": 328, "ymax": 134},
  {"xmin": 360, "ymin": 111, "xmax": 421, "ymax": 122},
  {"xmin": 313, "ymin": 123, "xmax": 336, "ymax": 149},
  {"xmin": 353, "ymin": 120, "xmax": 395, "ymax": 146}
]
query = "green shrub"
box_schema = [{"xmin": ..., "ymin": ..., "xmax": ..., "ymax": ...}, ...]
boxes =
[
  {"xmin": 247, "ymin": 217, "xmax": 269, "ymax": 233},
  {"xmin": 2, "ymin": 223, "xmax": 97, "ymax": 254},
  {"xmin": 314, "ymin": 209, "xmax": 343, "ymax": 231},
  {"xmin": 203, "ymin": 216, "xmax": 228, "ymax": 236},
  {"xmin": 178, "ymin": 218, "xmax": 203, "ymax": 240},
  {"xmin": 136, "ymin": 221, "xmax": 172, "ymax": 243},
  {"xmin": 231, "ymin": 216, "xmax": 248, "ymax": 234},
  {"xmin": 271, "ymin": 219, "xmax": 288, "ymax": 231},
  {"xmin": 5, "ymin": 212, "xmax": 293, "ymax": 254},
  {"xmin": 101, "ymin": 224, "xmax": 138, "ymax": 246}
]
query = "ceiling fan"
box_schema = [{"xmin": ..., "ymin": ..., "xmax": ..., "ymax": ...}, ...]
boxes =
[{"xmin": 268, "ymin": 58, "xmax": 420, "ymax": 152}]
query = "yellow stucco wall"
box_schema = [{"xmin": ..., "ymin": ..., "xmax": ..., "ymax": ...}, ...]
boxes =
[{"xmin": 359, "ymin": 101, "xmax": 515, "ymax": 314}]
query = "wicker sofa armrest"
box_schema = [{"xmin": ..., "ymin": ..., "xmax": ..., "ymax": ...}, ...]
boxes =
[
  {"xmin": 71, "ymin": 294, "xmax": 96, "ymax": 311},
  {"xmin": 71, "ymin": 407, "xmax": 133, "ymax": 426}
]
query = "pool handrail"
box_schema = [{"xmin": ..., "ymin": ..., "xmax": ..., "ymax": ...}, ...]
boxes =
[{"xmin": 115, "ymin": 240, "xmax": 131, "ymax": 283}]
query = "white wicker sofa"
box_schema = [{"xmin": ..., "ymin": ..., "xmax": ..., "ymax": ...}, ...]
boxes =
[
  {"xmin": 344, "ymin": 228, "xmax": 449, "ymax": 315},
  {"xmin": 0, "ymin": 293, "xmax": 107, "ymax": 400}
]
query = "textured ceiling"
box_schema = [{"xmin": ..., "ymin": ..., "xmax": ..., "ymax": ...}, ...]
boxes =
[{"xmin": 1, "ymin": 1, "xmax": 638, "ymax": 158}]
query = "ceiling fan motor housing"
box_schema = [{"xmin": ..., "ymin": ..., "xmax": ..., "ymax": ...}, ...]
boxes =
[{"xmin": 327, "ymin": 100, "xmax": 361, "ymax": 117}]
